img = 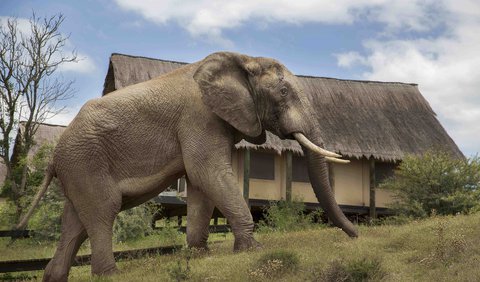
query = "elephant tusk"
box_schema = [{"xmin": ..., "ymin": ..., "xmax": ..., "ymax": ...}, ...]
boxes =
[
  {"xmin": 293, "ymin": 132, "xmax": 342, "ymax": 158},
  {"xmin": 326, "ymin": 156, "xmax": 350, "ymax": 164}
]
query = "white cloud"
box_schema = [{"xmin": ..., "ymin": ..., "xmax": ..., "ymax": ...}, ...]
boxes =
[
  {"xmin": 335, "ymin": 0, "xmax": 480, "ymax": 156},
  {"xmin": 44, "ymin": 106, "xmax": 80, "ymax": 126},
  {"xmin": 58, "ymin": 54, "xmax": 97, "ymax": 74},
  {"xmin": 0, "ymin": 16, "xmax": 31, "ymax": 34},
  {"xmin": 113, "ymin": 0, "xmax": 478, "ymax": 155},
  {"xmin": 335, "ymin": 51, "xmax": 367, "ymax": 68},
  {"xmin": 113, "ymin": 0, "xmax": 441, "ymax": 46}
]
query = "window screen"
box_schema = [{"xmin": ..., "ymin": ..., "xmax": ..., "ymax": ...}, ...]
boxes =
[
  {"xmin": 375, "ymin": 162, "xmax": 396, "ymax": 185},
  {"xmin": 292, "ymin": 155, "xmax": 310, "ymax": 182},
  {"xmin": 250, "ymin": 151, "xmax": 275, "ymax": 180}
]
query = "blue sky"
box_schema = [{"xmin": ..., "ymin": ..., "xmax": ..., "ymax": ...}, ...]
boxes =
[{"xmin": 1, "ymin": 0, "xmax": 479, "ymax": 156}]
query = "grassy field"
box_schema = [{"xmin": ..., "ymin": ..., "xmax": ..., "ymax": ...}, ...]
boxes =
[{"xmin": 1, "ymin": 213, "xmax": 480, "ymax": 281}]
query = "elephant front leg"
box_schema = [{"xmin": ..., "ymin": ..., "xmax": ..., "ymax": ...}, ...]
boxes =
[
  {"xmin": 180, "ymin": 125, "xmax": 260, "ymax": 251},
  {"xmin": 186, "ymin": 167, "xmax": 260, "ymax": 251},
  {"xmin": 186, "ymin": 183, "xmax": 215, "ymax": 249}
]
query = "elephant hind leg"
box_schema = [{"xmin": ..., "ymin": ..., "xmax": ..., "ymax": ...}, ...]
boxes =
[
  {"xmin": 70, "ymin": 181, "xmax": 121, "ymax": 277},
  {"xmin": 43, "ymin": 199, "xmax": 87, "ymax": 282},
  {"xmin": 186, "ymin": 183, "xmax": 215, "ymax": 249},
  {"xmin": 78, "ymin": 204, "xmax": 120, "ymax": 276}
]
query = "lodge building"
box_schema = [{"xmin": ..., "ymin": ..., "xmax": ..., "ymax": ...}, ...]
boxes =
[
  {"xmin": 102, "ymin": 53, "xmax": 463, "ymax": 220},
  {"xmin": 0, "ymin": 53, "xmax": 462, "ymax": 222}
]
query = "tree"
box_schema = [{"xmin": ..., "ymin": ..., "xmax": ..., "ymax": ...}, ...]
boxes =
[
  {"xmin": 0, "ymin": 13, "xmax": 76, "ymax": 221},
  {"xmin": 381, "ymin": 150, "xmax": 480, "ymax": 217}
]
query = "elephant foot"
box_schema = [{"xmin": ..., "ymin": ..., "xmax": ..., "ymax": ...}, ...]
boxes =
[
  {"xmin": 233, "ymin": 237, "xmax": 262, "ymax": 252},
  {"xmin": 43, "ymin": 272, "xmax": 68, "ymax": 282},
  {"xmin": 43, "ymin": 270, "xmax": 68, "ymax": 282},
  {"xmin": 187, "ymin": 237, "xmax": 209, "ymax": 251},
  {"xmin": 188, "ymin": 243, "xmax": 210, "ymax": 253},
  {"xmin": 43, "ymin": 258, "xmax": 69, "ymax": 282},
  {"xmin": 92, "ymin": 264, "xmax": 119, "ymax": 277}
]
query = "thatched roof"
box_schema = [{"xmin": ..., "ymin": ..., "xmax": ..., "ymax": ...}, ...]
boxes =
[
  {"xmin": 10, "ymin": 122, "xmax": 66, "ymax": 164},
  {"xmin": 103, "ymin": 53, "xmax": 463, "ymax": 161},
  {"xmin": 103, "ymin": 54, "xmax": 187, "ymax": 95},
  {"xmin": 20, "ymin": 122, "xmax": 67, "ymax": 157},
  {"xmin": 0, "ymin": 123, "xmax": 66, "ymax": 185}
]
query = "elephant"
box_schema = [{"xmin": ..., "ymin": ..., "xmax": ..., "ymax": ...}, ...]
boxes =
[{"xmin": 17, "ymin": 52, "xmax": 357, "ymax": 281}]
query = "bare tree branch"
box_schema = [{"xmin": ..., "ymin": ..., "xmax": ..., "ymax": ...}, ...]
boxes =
[{"xmin": 0, "ymin": 13, "xmax": 76, "ymax": 220}]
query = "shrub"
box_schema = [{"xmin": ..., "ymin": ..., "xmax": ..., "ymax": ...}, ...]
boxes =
[
  {"xmin": 0, "ymin": 273, "xmax": 37, "ymax": 281},
  {"xmin": 168, "ymin": 261, "xmax": 190, "ymax": 282},
  {"xmin": 369, "ymin": 215, "xmax": 413, "ymax": 226},
  {"xmin": 0, "ymin": 143, "xmax": 65, "ymax": 241},
  {"xmin": 28, "ymin": 144, "xmax": 64, "ymax": 241},
  {"xmin": 420, "ymin": 218, "xmax": 468, "ymax": 266},
  {"xmin": 249, "ymin": 250, "xmax": 299, "ymax": 280},
  {"xmin": 0, "ymin": 200, "xmax": 17, "ymax": 229},
  {"xmin": 381, "ymin": 150, "xmax": 480, "ymax": 218},
  {"xmin": 317, "ymin": 257, "xmax": 386, "ymax": 282},
  {"xmin": 113, "ymin": 204, "xmax": 154, "ymax": 243},
  {"xmin": 257, "ymin": 199, "xmax": 324, "ymax": 232},
  {"xmin": 28, "ymin": 183, "xmax": 63, "ymax": 241},
  {"xmin": 167, "ymin": 247, "xmax": 195, "ymax": 281},
  {"xmin": 155, "ymin": 219, "xmax": 183, "ymax": 246}
]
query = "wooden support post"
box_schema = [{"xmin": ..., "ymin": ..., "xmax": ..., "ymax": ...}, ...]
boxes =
[
  {"xmin": 179, "ymin": 176, "xmax": 186, "ymax": 193},
  {"xmin": 213, "ymin": 217, "xmax": 218, "ymax": 226},
  {"xmin": 177, "ymin": 216, "xmax": 183, "ymax": 227},
  {"xmin": 369, "ymin": 158, "xmax": 377, "ymax": 219},
  {"xmin": 285, "ymin": 151, "xmax": 292, "ymax": 202},
  {"xmin": 243, "ymin": 149, "xmax": 250, "ymax": 205}
]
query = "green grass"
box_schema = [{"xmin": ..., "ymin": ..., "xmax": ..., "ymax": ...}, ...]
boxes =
[
  {"xmin": 0, "ymin": 230, "xmax": 186, "ymax": 261},
  {"xmin": 2, "ymin": 213, "xmax": 480, "ymax": 281}
]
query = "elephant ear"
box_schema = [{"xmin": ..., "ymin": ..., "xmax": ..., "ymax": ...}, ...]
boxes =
[{"xmin": 193, "ymin": 52, "xmax": 262, "ymax": 137}]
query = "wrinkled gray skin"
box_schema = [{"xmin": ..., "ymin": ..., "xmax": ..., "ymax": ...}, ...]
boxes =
[{"xmin": 20, "ymin": 52, "xmax": 357, "ymax": 281}]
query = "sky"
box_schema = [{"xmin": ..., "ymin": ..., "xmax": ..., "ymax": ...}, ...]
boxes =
[{"xmin": 1, "ymin": 0, "xmax": 479, "ymax": 157}]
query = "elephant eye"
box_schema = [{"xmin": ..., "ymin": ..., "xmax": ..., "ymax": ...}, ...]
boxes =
[{"xmin": 280, "ymin": 87, "xmax": 288, "ymax": 97}]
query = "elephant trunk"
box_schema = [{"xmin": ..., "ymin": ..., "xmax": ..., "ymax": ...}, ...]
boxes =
[{"xmin": 302, "ymin": 140, "xmax": 358, "ymax": 238}]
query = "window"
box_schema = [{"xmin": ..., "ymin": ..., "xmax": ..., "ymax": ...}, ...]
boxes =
[
  {"xmin": 250, "ymin": 151, "xmax": 275, "ymax": 180},
  {"xmin": 292, "ymin": 155, "xmax": 310, "ymax": 182},
  {"xmin": 375, "ymin": 162, "xmax": 396, "ymax": 185}
]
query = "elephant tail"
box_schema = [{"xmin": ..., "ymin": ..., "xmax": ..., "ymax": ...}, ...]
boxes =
[{"xmin": 15, "ymin": 163, "xmax": 56, "ymax": 230}]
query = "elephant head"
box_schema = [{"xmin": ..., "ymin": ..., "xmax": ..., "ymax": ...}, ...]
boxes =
[{"xmin": 193, "ymin": 52, "xmax": 358, "ymax": 238}]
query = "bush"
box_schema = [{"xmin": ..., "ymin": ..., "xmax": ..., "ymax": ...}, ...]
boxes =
[
  {"xmin": 0, "ymin": 143, "xmax": 65, "ymax": 240},
  {"xmin": 28, "ymin": 183, "xmax": 63, "ymax": 241},
  {"xmin": 381, "ymin": 150, "xmax": 480, "ymax": 218},
  {"xmin": 249, "ymin": 250, "xmax": 299, "ymax": 280},
  {"xmin": 369, "ymin": 215, "xmax": 413, "ymax": 226},
  {"xmin": 167, "ymin": 247, "xmax": 197, "ymax": 281},
  {"xmin": 167, "ymin": 260, "xmax": 190, "ymax": 282},
  {"xmin": 420, "ymin": 218, "xmax": 468, "ymax": 266},
  {"xmin": 113, "ymin": 203, "xmax": 155, "ymax": 243},
  {"xmin": 257, "ymin": 199, "xmax": 324, "ymax": 232},
  {"xmin": 0, "ymin": 200, "xmax": 17, "ymax": 229},
  {"xmin": 155, "ymin": 219, "xmax": 183, "ymax": 246},
  {"xmin": 317, "ymin": 257, "xmax": 386, "ymax": 282}
]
